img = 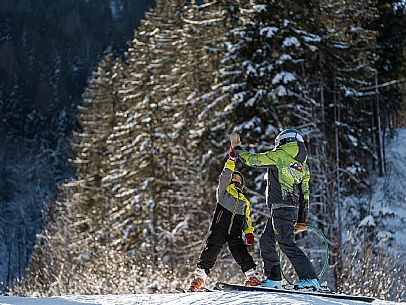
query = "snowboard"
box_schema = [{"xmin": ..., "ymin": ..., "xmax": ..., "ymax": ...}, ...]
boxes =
[
  {"xmin": 214, "ymin": 282, "xmax": 375, "ymax": 303},
  {"xmin": 176, "ymin": 287, "xmax": 214, "ymax": 293}
]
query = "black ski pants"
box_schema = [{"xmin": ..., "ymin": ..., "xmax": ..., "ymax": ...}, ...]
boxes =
[
  {"xmin": 259, "ymin": 207, "xmax": 317, "ymax": 280},
  {"xmin": 197, "ymin": 206, "xmax": 256, "ymax": 275}
]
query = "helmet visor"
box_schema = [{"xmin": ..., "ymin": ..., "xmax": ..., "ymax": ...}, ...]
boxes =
[{"xmin": 275, "ymin": 131, "xmax": 304, "ymax": 146}]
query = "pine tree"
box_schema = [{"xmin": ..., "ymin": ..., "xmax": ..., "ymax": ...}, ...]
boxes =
[
  {"xmin": 374, "ymin": 1, "xmax": 406, "ymax": 136},
  {"xmin": 203, "ymin": 1, "xmax": 323, "ymax": 215},
  {"xmin": 103, "ymin": 1, "xmax": 193, "ymax": 271},
  {"xmin": 71, "ymin": 53, "xmax": 119, "ymax": 246},
  {"xmin": 162, "ymin": 0, "xmax": 233, "ymax": 275},
  {"xmin": 102, "ymin": 24, "xmax": 154, "ymax": 253},
  {"xmin": 315, "ymin": 0, "xmax": 378, "ymax": 291}
]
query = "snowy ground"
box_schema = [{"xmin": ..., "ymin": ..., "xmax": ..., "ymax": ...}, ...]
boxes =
[
  {"xmin": 0, "ymin": 291, "xmax": 404, "ymax": 305},
  {"xmin": 369, "ymin": 128, "xmax": 406, "ymax": 251}
]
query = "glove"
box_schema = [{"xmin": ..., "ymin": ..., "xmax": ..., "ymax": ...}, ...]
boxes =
[
  {"xmin": 229, "ymin": 146, "xmax": 237, "ymax": 160},
  {"xmin": 294, "ymin": 222, "xmax": 307, "ymax": 233},
  {"xmin": 230, "ymin": 133, "xmax": 242, "ymax": 148},
  {"xmin": 245, "ymin": 233, "xmax": 254, "ymax": 246}
]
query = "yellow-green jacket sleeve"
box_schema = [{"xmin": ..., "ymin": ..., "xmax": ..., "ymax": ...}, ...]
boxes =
[
  {"xmin": 235, "ymin": 146, "xmax": 279, "ymax": 167},
  {"xmin": 243, "ymin": 198, "xmax": 254, "ymax": 234}
]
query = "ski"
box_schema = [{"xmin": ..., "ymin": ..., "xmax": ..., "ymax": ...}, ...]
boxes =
[{"xmin": 214, "ymin": 282, "xmax": 375, "ymax": 303}]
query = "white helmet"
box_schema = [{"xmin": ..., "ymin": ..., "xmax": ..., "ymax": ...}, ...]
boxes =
[{"xmin": 275, "ymin": 129, "xmax": 304, "ymax": 147}]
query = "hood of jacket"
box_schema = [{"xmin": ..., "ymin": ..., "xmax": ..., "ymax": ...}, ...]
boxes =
[{"xmin": 280, "ymin": 141, "xmax": 308, "ymax": 164}]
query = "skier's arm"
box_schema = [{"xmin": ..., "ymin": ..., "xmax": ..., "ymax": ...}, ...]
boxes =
[
  {"xmin": 216, "ymin": 158, "xmax": 235, "ymax": 198},
  {"xmin": 297, "ymin": 166, "xmax": 310, "ymax": 223},
  {"xmin": 233, "ymin": 146, "xmax": 279, "ymax": 167},
  {"xmin": 243, "ymin": 199, "xmax": 254, "ymax": 234}
]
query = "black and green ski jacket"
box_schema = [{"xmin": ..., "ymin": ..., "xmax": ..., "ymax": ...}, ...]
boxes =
[{"xmin": 234, "ymin": 141, "xmax": 310, "ymax": 223}]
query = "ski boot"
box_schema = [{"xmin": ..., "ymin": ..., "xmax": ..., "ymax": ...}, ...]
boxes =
[
  {"xmin": 244, "ymin": 268, "xmax": 261, "ymax": 286},
  {"xmin": 295, "ymin": 279, "xmax": 321, "ymax": 291},
  {"xmin": 188, "ymin": 267, "xmax": 208, "ymax": 292},
  {"xmin": 261, "ymin": 279, "xmax": 283, "ymax": 289}
]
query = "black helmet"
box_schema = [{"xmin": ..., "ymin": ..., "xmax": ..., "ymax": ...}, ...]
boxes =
[{"xmin": 275, "ymin": 128, "xmax": 304, "ymax": 147}]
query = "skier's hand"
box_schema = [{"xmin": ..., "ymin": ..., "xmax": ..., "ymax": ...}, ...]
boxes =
[
  {"xmin": 230, "ymin": 133, "xmax": 242, "ymax": 148},
  {"xmin": 294, "ymin": 223, "xmax": 307, "ymax": 233},
  {"xmin": 245, "ymin": 233, "xmax": 254, "ymax": 246},
  {"xmin": 229, "ymin": 146, "xmax": 237, "ymax": 160}
]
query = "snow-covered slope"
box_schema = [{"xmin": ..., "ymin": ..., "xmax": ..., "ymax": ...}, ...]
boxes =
[
  {"xmin": 0, "ymin": 291, "xmax": 403, "ymax": 305},
  {"xmin": 369, "ymin": 128, "xmax": 406, "ymax": 250}
]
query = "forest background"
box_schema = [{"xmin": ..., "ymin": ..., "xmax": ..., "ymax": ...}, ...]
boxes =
[{"xmin": 1, "ymin": 0, "xmax": 406, "ymax": 302}]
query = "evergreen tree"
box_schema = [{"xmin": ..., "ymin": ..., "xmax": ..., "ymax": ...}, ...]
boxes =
[
  {"xmin": 374, "ymin": 1, "xmax": 406, "ymax": 132},
  {"xmin": 71, "ymin": 54, "xmax": 118, "ymax": 246},
  {"xmin": 315, "ymin": 0, "xmax": 378, "ymax": 290},
  {"xmin": 204, "ymin": 1, "xmax": 323, "ymax": 219}
]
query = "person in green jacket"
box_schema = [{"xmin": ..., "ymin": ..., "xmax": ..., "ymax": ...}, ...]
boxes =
[{"xmin": 231, "ymin": 129, "xmax": 321, "ymax": 290}]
